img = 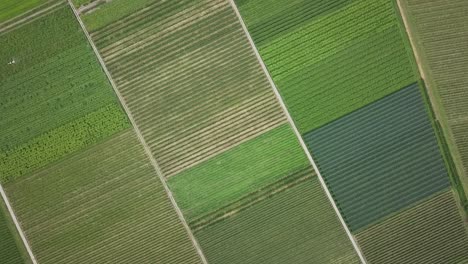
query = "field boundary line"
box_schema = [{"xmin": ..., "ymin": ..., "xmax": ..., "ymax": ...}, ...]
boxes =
[
  {"xmin": 0, "ymin": 185, "xmax": 38, "ymax": 264},
  {"xmin": 67, "ymin": 2, "xmax": 209, "ymax": 263},
  {"xmin": 228, "ymin": 1, "xmax": 367, "ymax": 263}
]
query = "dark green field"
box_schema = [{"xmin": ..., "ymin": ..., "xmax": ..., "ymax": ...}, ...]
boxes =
[
  {"xmin": 0, "ymin": 200, "xmax": 29, "ymax": 264},
  {"xmin": 304, "ymin": 84, "xmax": 450, "ymax": 231}
]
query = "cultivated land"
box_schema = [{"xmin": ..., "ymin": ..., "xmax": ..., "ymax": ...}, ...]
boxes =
[
  {"xmin": 356, "ymin": 191, "xmax": 468, "ymax": 264},
  {"xmin": 0, "ymin": 200, "xmax": 29, "ymax": 264},
  {"xmin": 0, "ymin": 0, "xmax": 48, "ymax": 23},
  {"xmin": 4, "ymin": 131, "xmax": 203, "ymax": 264},
  {"xmin": 168, "ymin": 124, "xmax": 309, "ymax": 221},
  {"xmin": 195, "ymin": 177, "xmax": 360, "ymax": 264},
  {"xmin": 79, "ymin": 0, "xmax": 360, "ymax": 262},
  {"xmin": 1, "ymin": 3, "xmax": 203, "ymax": 263},
  {"xmin": 0, "ymin": 6, "xmax": 129, "ymax": 182},
  {"xmin": 85, "ymin": 0, "xmax": 286, "ymax": 177},
  {"xmin": 304, "ymin": 84, "xmax": 450, "ymax": 231},
  {"xmin": 235, "ymin": 0, "xmax": 417, "ymax": 133},
  {"xmin": 399, "ymin": 0, "xmax": 468, "ymax": 199}
]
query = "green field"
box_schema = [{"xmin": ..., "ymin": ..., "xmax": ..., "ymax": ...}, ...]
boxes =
[
  {"xmin": 0, "ymin": 200, "xmax": 29, "ymax": 264},
  {"xmin": 0, "ymin": 0, "xmax": 48, "ymax": 23},
  {"xmin": 235, "ymin": 0, "xmax": 416, "ymax": 133},
  {"xmin": 356, "ymin": 191, "xmax": 468, "ymax": 264},
  {"xmin": 85, "ymin": 0, "xmax": 286, "ymax": 177},
  {"xmin": 400, "ymin": 0, "xmax": 468, "ymax": 199},
  {"xmin": 304, "ymin": 84, "xmax": 450, "ymax": 231},
  {"xmin": 4, "ymin": 131, "xmax": 202, "ymax": 264},
  {"xmin": 80, "ymin": 0, "xmax": 158, "ymax": 32},
  {"xmin": 168, "ymin": 124, "xmax": 309, "ymax": 220},
  {"xmin": 195, "ymin": 177, "xmax": 360, "ymax": 264},
  {"xmin": 0, "ymin": 6, "xmax": 129, "ymax": 181}
]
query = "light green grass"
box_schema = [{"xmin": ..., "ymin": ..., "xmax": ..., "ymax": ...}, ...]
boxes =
[
  {"xmin": 4, "ymin": 131, "xmax": 202, "ymax": 264},
  {"xmin": 196, "ymin": 178, "xmax": 360, "ymax": 264},
  {"xmin": 168, "ymin": 124, "xmax": 309, "ymax": 220},
  {"xmin": 0, "ymin": 0, "xmax": 47, "ymax": 23},
  {"xmin": 81, "ymin": 0, "xmax": 157, "ymax": 32},
  {"xmin": 0, "ymin": 200, "xmax": 30, "ymax": 264}
]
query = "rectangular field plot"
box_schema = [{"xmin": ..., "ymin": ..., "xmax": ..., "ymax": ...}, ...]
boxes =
[
  {"xmin": 0, "ymin": 199, "xmax": 29, "ymax": 264},
  {"xmin": 84, "ymin": 0, "xmax": 286, "ymax": 177},
  {"xmin": 0, "ymin": 0, "xmax": 52, "ymax": 24},
  {"xmin": 356, "ymin": 191, "xmax": 468, "ymax": 264},
  {"xmin": 0, "ymin": 5, "xmax": 129, "ymax": 182},
  {"xmin": 168, "ymin": 124, "xmax": 309, "ymax": 221},
  {"xmin": 195, "ymin": 176, "xmax": 360, "ymax": 264},
  {"xmin": 4, "ymin": 131, "xmax": 202, "ymax": 264},
  {"xmin": 235, "ymin": 0, "xmax": 416, "ymax": 133},
  {"xmin": 400, "ymin": 0, "xmax": 468, "ymax": 196},
  {"xmin": 304, "ymin": 84, "xmax": 450, "ymax": 231}
]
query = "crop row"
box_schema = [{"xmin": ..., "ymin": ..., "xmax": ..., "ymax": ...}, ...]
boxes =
[
  {"xmin": 356, "ymin": 191, "xmax": 468, "ymax": 263},
  {"xmin": 195, "ymin": 178, "xmax": 360, "ymax": 264},
  {"xmin": 402, "ymin": 0, "xmax": 468, "ymax": 199},
  {"xmin": 5, "ymin": 131, "xmax": 202, "ymax": 264},
  {"xmin": 0, "ymin": 103, "xmax": 129, "ymax": 182},
  {"xmin": 237, "ymin": 0, "xmax": 416, "ymax": 133},
  {"xmin": 86, "ymin": 0, "xmax": 286, "ymax": 177},
  {"xmin": 304, "ymin": 83, "xmax": 450, "ymax": 231}
]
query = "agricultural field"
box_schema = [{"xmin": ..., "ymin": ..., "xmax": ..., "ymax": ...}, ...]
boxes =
[
  {"xmin": 399, "ymin": 0, "xmax": 468, "ymax": 198},
  {"xmin": 1, "ymin": 3, "xmax": 203, "ymax": 263},
  {"xmin": 195, "ymin": 175, "xmax": 360, "ymax": 264},
  {"xmin": 0, "ymin": 5, "xmax": 129, "ymax": 182},
  {"xmin": 168, "ymin": 124, "xmax": 309, "ymax": 221},
  {"xmin": 0, "ymin": 199, "xmax": 29, "ymax": 264},
  {"xmin": 84, "ymin": 0, "xmax": 286, "ymax": 177},
  {"xmin": 356, "ymin": 191, "xmax": 468, "ymax": 264},
  {"xmin": 79, "ymin": 0, "xmax": 361, "ymax": 262},
  {"xmin": 235, "ymin": 0, "xmax": 417, "ymax": 133},
  {"xmin": 0, "ymin": 0, "xmax": 48, "ymax": 23},
  {"xmin": 4, "ymin": 131, "xmax": 203, "ymax": 264},
  {"xmin": 303, "ymin": 84, "xmax": 450, "ymax": 231}
]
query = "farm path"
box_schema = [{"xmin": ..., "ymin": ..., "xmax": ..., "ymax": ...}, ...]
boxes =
[
  {"xmin": 0, "ymin": 185, "xmax": 37, "ymax": 264},
  {"xmin": 67, "ymin": 1, "xmax": 209, "ymax": 263},
  {"xmin": 77, "ymin": 0, "xmax": 113, "ymax": 15}
]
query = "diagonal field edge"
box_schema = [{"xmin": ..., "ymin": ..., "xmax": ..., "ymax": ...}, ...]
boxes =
[
  {"xmin": 67, "ymin": 2, "xmax": 209, "ymax": 263},
  {"xmin": 227, "ymin": 0, "xmax": 368, "ymax": 263},
  {"xmin": 0, "ymin": 185, "xmax": 38, "ymax": 264}
]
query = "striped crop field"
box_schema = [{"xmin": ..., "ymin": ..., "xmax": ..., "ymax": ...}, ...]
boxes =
[
  {"xmin": 195, "ymin": 175, "xmax": 360, "ymax": 264},
  {"xmin": 4, "ymin": 131, "xmax": 203, "ymax": 264},
  {"xmin": 235, "ymin": 0, "xmax": 417, "ymax": 133},
  {"xmin": 168, "ymin": 124, "xmax": 309, "ymax": 221},
  {"xmin": 399, "ymin": 0, "xmax": 468, "ymax": 197},
  {"xmin": 304, "ymin": 84, "xmax": 450, "ymax": 231},
  {"xmin": 356, "ymin": 191, "xmax": 468, "ymax": 264},
  {"xmin": 0, "ymin": 5, "xmax": 129, "ymax": 182},
  {"xmin": 83, "ymin": 0, "xmax": 287, "ymax": 177},
  {"xmin": 79, "ymin": 0, "xmax": 362, "ymax": 262},
  {"xmin": 0, "ymin": 0, "xmax": 50, "ymax": 23},
  {"xmin": 0, "ymin": 199, "xmax": 29, "ymax": 264},
  {"xmin": 1, "ymin": 3, "xmax": 203, "ymax": 263}
]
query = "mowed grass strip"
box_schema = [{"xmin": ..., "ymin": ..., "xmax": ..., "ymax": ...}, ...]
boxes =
[
  {"xmin": 168, "ymin": 124, "xmax": 309, "ymax": 221},
  {"xmin": 0, "ymin": 200, "xmax": 29, "ymax": 264},
  {"xmin": 195, "ymin": 178, "xmax": 360, "ymax": 264},
  {"xmin": 88, "ymin": 0, "xmax": 286, "ymax": 176},
  {"xmin": 401, "ymin": 0, "xmax": 468, "ymax": 196},
  {"xmin": 0, "ymin": 6, "xmax": 129, "ymax": 181},
  {"xmin": 356, "ymin": 191, "xmax": 468, "ymax": 264},
  {"xmin": 236, "ymin": 0, "xmax": 416, "ymax": 133},
  {"xmin": 304, "ymin": 84, "xmax": 450, "ymax": 231},
  {"xmin": 4, "ymin": 131, "xmax": 202, "ymax": 264}
]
